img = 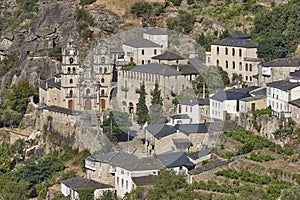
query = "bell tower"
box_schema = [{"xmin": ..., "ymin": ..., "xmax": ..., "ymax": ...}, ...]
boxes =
[{"xmin": 61, "ymin": 38, "xmax": 80, "ymax": 110}]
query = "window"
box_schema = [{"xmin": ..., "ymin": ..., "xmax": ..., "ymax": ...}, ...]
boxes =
[
  {"xmin": 232, "ymin": 61, "xmax": 235, "ymax": 69},
  {"xmin": 225, "ymin": 60, "xmax": 228, "ymax": 68},
  {"xmin": 142, "ymin": 49, "xmax": 144, "ymax": 55},
  {"xmin": 69, "ymin": 90, "xmax": 73, "ymax": 97},
  {"xmin": 141, "ymin": 60, "xmax": 144, "ymax": 65},
  {"xmin": 126, "ymin": 181, "xmax": 128, "ymax": 190},
  {"xmin": 104, "ymin": 67, "xmax": 107, "ymax": 73},
  {"xmin": 250, "ymin": 76, "xmax": 252, "ymax": 81},
  {"xmin": 154, "ymin": 49, "xmax": 157, "ymax": 55},
  {"xmin": 217, "ymin": 47, "xmax": 219, "ymax": 54},
  {"xmin": 245, "ymin": 63, "xmax": 248, "ymax": 71},
  {"xmin": 225, "ymin": 47, "xmax": 228, "ymax": 55},
  {"xmin": 101, "ymin": 78, "xmax": 105, "ymax": 83},
  {"xmin": 239, "ymin": 62, "xmax": 242, "ymax": 70},
  {"xmin": 117, "ymin": 177, "xmax": 119, "ymax": 186},
  {"xmin": 216, "ymin": 59, "xmax": 219, "ymax": 67},
  {"xmin": 121, "ymin": 179, "xmax": 124, "ymax": 188},
  {"xmin": 148, "ymin": 60, "xmax": 151, "ymax": 63},
  {"xmin": 101, "ymin": 57, "xmax": 105, "ymax": 63},
  {"xmin": 67, "ymin": 67, "xmax": 71, "ymax": 74},
  {"xmin": 190, "ymin": 107, "xmax": 192, "ymax": 112},
  {"xmin": 232, "ymin": 48, "xmax": 235, "ymax": 56},
  {"xmin": 246, "ymin": 76, "xmax": 248, "ymax": 81},
  {"xmin": 70, "ymin": 79, "xmax": 73, "ymax": 84},
  {"xmin": 72, "ymin": 67, "xmax": 76, "ymax": 73},
  {"xmin": 239, "ymin": 49, "xmax": 242, "ymax": 57},
  {"xmin": 86, "ymin": 89, "xmax": 90, "ymax": 95},
  {"xmin": 186, "ymin": 106, "xmax": 188, "ymax": 112},
  {"xmin": 249, "ymin": 64, "xmax": 252, "ymax": 71}
]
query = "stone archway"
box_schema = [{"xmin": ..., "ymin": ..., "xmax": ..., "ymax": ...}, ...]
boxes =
[
  {"xmin": 85, "ymin": 100, "xmax": 92, "ymax": 110},
  {"xmin": 68, "ymin": 100, "xmax": 74, "ymax": 110}
]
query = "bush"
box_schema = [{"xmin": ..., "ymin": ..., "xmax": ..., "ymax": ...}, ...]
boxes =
[
  {"xmin": 79, "ymin": 0, "xmax": 96, "ymax": 6},
  {"xmin": 170, "ymin": 0, "xmax": 183, "ymax": 6},
  {"xmin": 248, "ymin": 152, "xmax": 275, "ymax": 162},
  {"xmin": 253, "ymin": 106, "xmax": 272, "ymax": 119},
  {"xmin": 48, "ymin": 46, "xmax": 62, "ymax": 61},
  {"xmin": 187, "ymin": 0, "xmax": 195, "ymax": 5},
  {"xmin": 131, "ymin": 2, "xmax": 152, "ymax": 18}
]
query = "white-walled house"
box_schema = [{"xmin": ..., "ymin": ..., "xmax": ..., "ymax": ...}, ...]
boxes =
[
  {"xmin": 115, "ymin": 151, "xmax": 195, "ymax": 197},
  {"xmin": 61, "ymin": 177, "xmax": 115, "ymax": 200},
  {"xmin": 143, "ymin": 28, "xmax": 168, "ymax": 50},
  {"xmin": 266, "ymin": 80, "xmax": 300, "ymax": 117},
  {"xmin": 210, "ymin": 91, "xmax": 251, "ymax": 120}
]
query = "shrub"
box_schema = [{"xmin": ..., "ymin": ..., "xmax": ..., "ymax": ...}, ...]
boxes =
[
  {"xmin": 131, "ymin": 1, "xmax": 152, "ymax": 18},
  {"xmin": 170, "ymin": 0, "xmax": 183, "ymax": 6},
  {"xmin": 48, "ymin": 46, "xmax": 62, "ymax": 61},
  {"xmin": 79, "ymin": 0, "xmax": 96, "ymax": 6},
  {"xmin": 253, "ymin": 106, "xmax": 272, "ymax": 119}
]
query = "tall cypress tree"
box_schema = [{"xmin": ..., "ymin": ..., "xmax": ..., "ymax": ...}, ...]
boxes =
[
  {"xmin": 136, "ymin": 83, "xmax": 150, "ymax": 125},
  {"xmin": 150, "ymin": 82, "xmax": 164, "ymax": 125}
]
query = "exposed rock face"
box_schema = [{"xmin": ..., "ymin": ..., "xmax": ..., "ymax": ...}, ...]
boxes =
[{"xmin": 91, "ymin": 8, "xmax": 120, "ymax": 35}]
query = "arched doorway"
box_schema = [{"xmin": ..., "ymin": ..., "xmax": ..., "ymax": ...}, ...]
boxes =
[
  {"xmin": 129, "ymin": 102, "xmax": 134, "ymax": 114},
  {"xmin": 85, "ymin": 100, "xmax": 92, "ymax": 110},
  {"xmin": 68, "ymin": 100, "xmax": 74, "ymax": 110},
  {"xmin": 100, "ymin": 99, "xmax": 106, "ymax": 110}
]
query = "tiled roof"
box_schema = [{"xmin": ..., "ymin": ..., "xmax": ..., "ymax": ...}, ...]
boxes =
[
  {"xmin": 132, "ymin": 175, "xmax": 155, "ymax": 186},
  {"xmin": 266, "ymin": 80, "xmax": 300, "ymax": 91},
  {"xmin": 189, "ymin": 161, "xmax": 228, "ymax": 175},
  {"xmin": 145, "ymin": 124, "xmax": 177, "ymax": 139},
  {"xmin": 289, "ymin": 98, "xmax": 300, "ymax": 108},
  {"xmin": 228, "ymin": 86, "xmax": 259, "ymax": 93},
  {"xmin": 174, "ymin": 123, "xmax": 208, "ymax": 134},
  {"xmin": 123, "ymin": 38, "xmax": 161, "ymax": 48},
  {"xmin": 213, "ymin": 37, "xmax": 258, "ymax": 48},
  {"xmin": 262, "ymin": 58, "xmax": 300, "ymax": 67},
  {"xmin": 169, "ymin": 114, "xmax": 190, "ymax": 119},
  {"xmin": 89, "ymin": 151, "xmax": 138, "ymax": 166},
  {"xmin": 210, "ymin": 91, "xmax": 251, "ymax": 102},
  {"xmin": 144, "ymin": 28, "xmax": 167, "ymax": 35},
  {"xmin": 290, "ymin": 70, "xmax": 300, "ymax": 77},
  {"xmin": 250, "ymin": 88, "xmax": 266, "ymax": 96},
  {"xmin": 169, "ymin": 64, "xmax": 199, "ymax": 75},
  {"xmin": 172, "ymin": 138, "xmax": 192, "ymax": 150},
  {"xmin": 232, "ymin": 31, "xmax": 250, "ymax": 39},
  {"xmin": 61, "ymin": 177, "xmax": 114, "ymax": 191},
  {"xmin": 119, "ymin": 156, "xmax": 165, "ymax": 171},
  {"xmin": 239, "ymin": 95, "xmax": 266, "ymax": 102},
  {"xmin": 181, "ymin": 97, "xmax": 209, "ymax": 106},
  {"xmin": 152, "ymin": 50, "xmax": 185, "ymax": 60},
  {"xmin": 188, "ymin": 148, "xmax": 211, "ymax": 161},
  {"xmin": 40, "ymin": 77, "xmax": 61, "ymax": 90},
  {"xmin": 45, "ymin": 106, "xmax": 81, "ymax": 116},
  {"xmin": 125, "ymin": 63, "xmax": 181, "ymax": 76},
  {"xmin": 157, "ymin": 151, "xmax": 195, "ymax": 168}
]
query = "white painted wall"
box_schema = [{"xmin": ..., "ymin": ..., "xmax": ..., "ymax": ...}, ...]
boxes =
[{"xmin": 143, "ymin": 33, "xmax": 168, "ymax": 50}]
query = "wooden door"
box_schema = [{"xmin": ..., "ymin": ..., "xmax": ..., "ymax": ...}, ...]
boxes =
[
  {"xmin": 85, "ymin": 100, "xmax": 92, "ymax": 110},
  {"xmin": 101, "ymin": 99, "xmax": 106, "ymax": 110},
  {"xmin": 68, "ymin": 100, "xmax": 74, "ymax": 110}
]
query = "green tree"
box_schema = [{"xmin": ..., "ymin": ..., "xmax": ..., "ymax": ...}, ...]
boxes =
[
  {"xmin": 136, "ymin": 84, "xmax": 150, "ymax": 125},
  {"xmin": 149, "ymin": 82, "xmax": 164, "ymax": 125},
  {"xmin": 101, "ymin": 111, "xmax": 132, "ymax": 142},
  {"xmin": 0, "ymin": 177, "xmax": 30, "ymax": 200},
  {"xmin": 1, "ymin": 107, "xmax": 23, "ymax": 127},
  {"xmin": 131, "ymin": 1, "xmax": 152, "ymax": 18},
  {"xmin": 5, "ymin": 80, "xmax": 35, "ymax": 114},
  {"xmin": 78, "ymin": 188, "xmax": 94, "ymax": 200},
  {"xmin": 79, "ymin": 0, "xmax": 96, "ymax": 6},
  {"xmin": 149, "ymin": 169, "xmax": 186, "ymax": 199},
  {"xmin": 0, "ymin": 144, "xmax": 11, "ymax": 173},
  {"xmin": 99, "ymin": 190, "xmax": 117, "ymax": 200},
  {"xmin": 48, "ymin": 46, "xmax": 62, "ymax": 61}
]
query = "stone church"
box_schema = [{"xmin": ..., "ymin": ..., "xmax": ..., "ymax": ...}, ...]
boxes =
[{"xmin": 39, "ymin": 39, "xmax": 121, "ymax": 113}]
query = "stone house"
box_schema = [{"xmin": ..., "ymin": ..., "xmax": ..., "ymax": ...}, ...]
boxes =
[
  {"xmin": 115, "ymin": 151, "xmax": 195, "ymax": 197},
  {"xmin": 116, "ymin": 63, "xmax": 196, "ymax": 113},
  {"xmin": 210, "ymin": 31, "xmax": 260, "ymax": 85},
  {"xmin": 289, "ymin": 98, "xmax": 300, "ymax": 125},
  {"xmin": 210, "ymin": 90, "xmax": 251, "ymax": 121},
  {"xmin": 239, "ymin": 95, "xmax": 267, "ymax": 113},
  {"xmin": 261, "ymin": 57, "xmax": 300, "ymax": 86},
  {"xmin": 85, "ymin": 151, "xmax": 138, "ymax": 186},
  {"xmin": 267, "ymin": 80, "xmax": 300, "ymax": 117},
  {"xmin": 290, "ymin": 69, "xmax": 300, "ymax": 82},
  {"xmin": 61, "ymin": 176, "xmax": 115, "ymax": 200},
  {"xmin": 145, "ymin": 123, "xmax": 208, "ymax": 154}
]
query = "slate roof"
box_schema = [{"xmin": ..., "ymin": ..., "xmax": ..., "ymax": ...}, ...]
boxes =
[
  {"xmin": 88, "ymin": 151, "xmax": 138, "ymax": 166},
  {"xmin": 188, "ymin": 149, "xmax": 211, "ymax": 161},
  {"xmin": 266, "ymin": 80, "xmax": 300, "ymax": 91},
  {"xmin": 232, "ymin": 31, "xmax": 251, "ymax": 39},
  {"xmin": 181, "ymin": 98, "xmax": 209, "ymax": 106},
  {"xmin": 169, "ymin": 114, "xmax": 190, "ymax": 119},
  {"xmin": 290, "ymin": 70, "xmax": 300, "ymax": 77},
  {"xmin": 125, "ymin": 63, "xmax": 181, "ymax": 76},
  {"xmin": 289, "ymin": 98, "xmax": 300, "ymax": 108},
  {"xmin": 213, "ymin": 35, "xmax": 258, "ymax": 48},
  {"xmin": 239, "ymin": 95, "xmax": 266, "ymax": 102},
  {"xmin": 45, "ymin": 106, "xmax": 81, "ymax": 116},
  {"xmin": 169, "ymin": 64, "xmax": 199, "ymax": 75},
  {"xmin": 189, "ymin": 161, "xmax": 228, "ymax": 175},
  {"xmin": 206, "ymin": 121, "xmax": 243, "ymax": 133},
  {"xmin": 40, "ymin": 77, "xmax": 61, "ymax": 90},
  {"xmin": 132, "ymin": 175, "xmax": 155, "ymax": 186},
  {"xmin": 144, "ymin": 28, "xmax": 167, "ymax": 35},
  {"xmin": 61, "ymin": 177, "xmax": 114, "ymax": 191},
  {"xmin": 152, "ymin": 50, "xmax": 185, "ymax": 60},
  {"xmin": 228, "ymin": 86, "xmax": 259, "ymax": 93},
  {"xmin": 174, "ymin": 123, "xmax": 208, "ymax": 134},
  {"xmin": 262, "ymin": 58, "xmax": 300, "ymax": 67},
  {"xmin": 123, "ymin": 38, "xmax": 161, "ymax": 48},
  {"xmin": 250, "ymin": 88, "xmax": 266, "ymax": 96},
  {"xmin": 210, "ymin": 91, "xmax": 252, "ymax": 102},
  {"xmin": 157, "ymin": 151, "xmax": 195, "ymax": 168},
  {"xmin": 119, "ymin": 156, "xmax": 165, "ymax": 171},
  {"xmin": 145, "ymin": 124, "xmax": 177, "ymax": 139},
  {"xmin": 172, "ymin": 138, "xmax": 192, "ymax": 150}
]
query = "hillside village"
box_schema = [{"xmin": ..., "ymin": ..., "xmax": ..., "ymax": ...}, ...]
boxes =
[{"xmin": 31, "ymin": 27, "xmax": 300, "ymax": 199}]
